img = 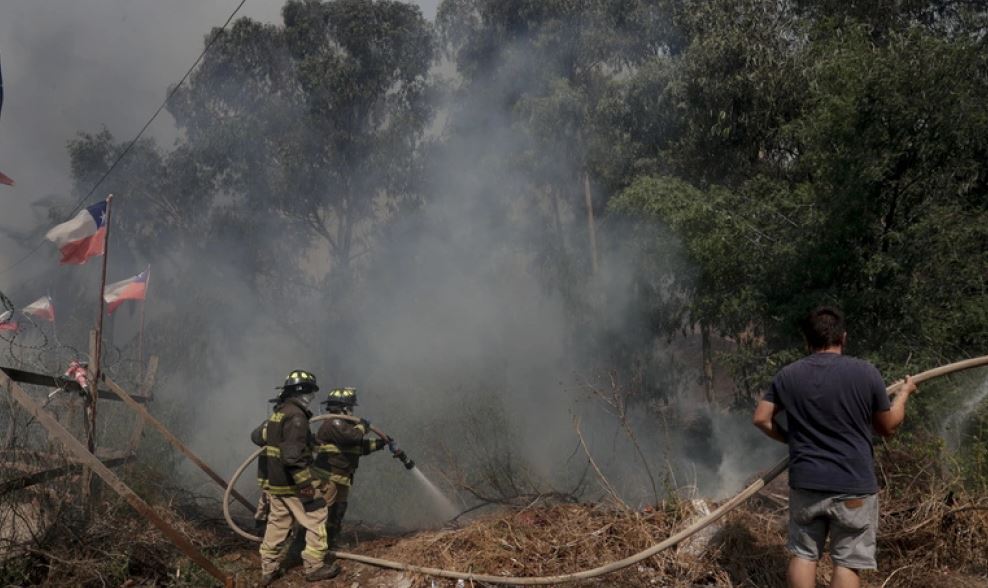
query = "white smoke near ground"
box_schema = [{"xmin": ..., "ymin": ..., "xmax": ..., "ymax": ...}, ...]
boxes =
[{"xmin": 0, "ymin": 1, "xmax": 783, "ymax": 531}]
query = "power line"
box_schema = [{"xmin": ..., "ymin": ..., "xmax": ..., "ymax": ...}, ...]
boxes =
[{"xmin": 0, "ymin": 0, "xmax": 248, "ymax": 277}]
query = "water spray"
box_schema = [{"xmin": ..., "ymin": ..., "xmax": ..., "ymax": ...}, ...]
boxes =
[
  {"xmin": 223, "ymin": 355, "xmax": 988, "ymax": 585},
  {"xmin": 224, "ymin": 413, "xmax": 433, "ymax": 544}
]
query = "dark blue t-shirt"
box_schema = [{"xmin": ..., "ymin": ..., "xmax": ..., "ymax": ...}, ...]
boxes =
[{"xmin": 764, "ymin": 352, "xmax": 890, "ymax": 494}]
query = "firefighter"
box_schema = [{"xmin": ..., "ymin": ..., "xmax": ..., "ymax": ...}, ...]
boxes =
[
  {"xmin": 251, "ymin": 370, "xmax": 339, "ymax": 586},
  {"xmin": 312, "ymin": 387, "xmax": 404, "ymax": 547}
]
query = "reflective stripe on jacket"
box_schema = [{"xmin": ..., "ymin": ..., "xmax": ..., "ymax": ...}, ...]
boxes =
[
  {"xmin": 251, "ymin": 398, "xmax": 316, "ymax": 496},
  {"xmin": 312, "ymin": 417, "xmax": 385, "ymax": 486}
]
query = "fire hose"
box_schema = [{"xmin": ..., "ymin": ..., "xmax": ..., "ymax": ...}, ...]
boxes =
[{"xmin": 223, "ymin": 356, "xmax": 988, "ymax": 585}]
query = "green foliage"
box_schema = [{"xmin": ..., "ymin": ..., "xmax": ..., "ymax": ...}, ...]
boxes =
[
  {"xmin": 436, "ymin": 0, "xmax": 684, "ymax": 288},
  {"xmin": 67, "ymin": 1, "xmax": 437, "ymax": 382},
  {"xmin": 172, "ymin": 0, "xmax": 436, "ymax": 280},
  {"xmin": 57, "ymin": 0, "xmax": 988, "ymax": 489},
  {"xmin": 611, "ymin": 8, "xmax": 988, "ymax": 399}
]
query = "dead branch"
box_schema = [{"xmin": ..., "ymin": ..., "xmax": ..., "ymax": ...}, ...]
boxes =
[{"xmin": 573, "ymin": 415, "xmax": 629, "ymax": 511}]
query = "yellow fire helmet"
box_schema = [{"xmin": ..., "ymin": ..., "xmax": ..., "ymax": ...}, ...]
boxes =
[{"xmin": 324, "ymin": 386, "xmax": 358, "ymax": 407}]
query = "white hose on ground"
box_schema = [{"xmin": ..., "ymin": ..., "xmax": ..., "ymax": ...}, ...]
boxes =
[{"xmin": 223, "ymin": 356, "xmax": 988, "ymax": 585}]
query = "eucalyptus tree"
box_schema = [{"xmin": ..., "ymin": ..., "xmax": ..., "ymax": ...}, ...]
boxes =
[
  {"xmin": 611, "ymin": 2, "xmax": 988, "ymax": 397},
  {"xmin": 68, "ymin": 0, "xmax": 437, "ymax": 379},
  {"xmin": 169, "ymin": 0, "xmax": 435, "ymax": 287},
  {"xmin": 437, "ymin": 0, "xmax": 680, "ymax": 278}
]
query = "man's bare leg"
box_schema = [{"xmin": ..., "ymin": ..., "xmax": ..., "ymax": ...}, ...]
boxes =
[
  {"xmin": 787, "ymin": 557, "xmax": 817, "ymax": 588},
  {"xmin": 830, "ymin": 565, "xmax": 860, "ymax": 588}
]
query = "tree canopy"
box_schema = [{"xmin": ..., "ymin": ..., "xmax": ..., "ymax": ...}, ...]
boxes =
[{"xmin": 62, "ymin": 0, "xmax": 988, "ymax": 408}]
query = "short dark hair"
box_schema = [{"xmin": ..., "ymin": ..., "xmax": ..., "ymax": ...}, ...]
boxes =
[{"xmin": 801, "ymin": 306, "xmax": 845, "ymax": 350}]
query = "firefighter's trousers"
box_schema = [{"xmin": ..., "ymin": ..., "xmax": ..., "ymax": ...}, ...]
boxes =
[
  {"xmin": 320, "ymin": 479, "xmax": 350, "ymax": 546},
  {"xmin": 258, "ymin": 492, "xmax": 328, "ymax": 575}
]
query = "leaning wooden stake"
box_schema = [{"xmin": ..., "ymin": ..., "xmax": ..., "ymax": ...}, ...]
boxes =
[
  {"xmin": 0, "ymin": 453, "xmax": 134, "ymax": 496},
  {"xmin": 103, "ymin": 375, "xmax": 254, "ymax": 512},
  {"xmin": 0, "ymin": 371, "xmax": 234, "ymax": 587}
]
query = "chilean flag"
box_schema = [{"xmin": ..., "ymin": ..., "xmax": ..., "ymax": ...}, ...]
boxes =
[
  {"xmin": 104, "ymin": 267, "xmax": 150, "ymax": 314},
  {"xmin": 44, "ymin": 201, "xmax": 108, "ymax": 265},
  {"xmin": 22, "ymin": 296, "xmax": 55, "ymax": 322},
  {"xmin": 0, "ymin": 310, "xmax": 17, "ymax": 331}
]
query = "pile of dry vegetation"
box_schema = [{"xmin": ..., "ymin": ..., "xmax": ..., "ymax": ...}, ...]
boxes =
[
  {"xmin": 3, "ymin": 432, "xmax": 986, "ymax": 587},
  {"xmin": 347, "ymin": 436, "xmax": 987, "ymax": 588}
]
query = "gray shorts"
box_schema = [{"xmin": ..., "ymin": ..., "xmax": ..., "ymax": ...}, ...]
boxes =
[{"xmin": 788, "ymin": 488, "xmax": 879, "ymax": 570}]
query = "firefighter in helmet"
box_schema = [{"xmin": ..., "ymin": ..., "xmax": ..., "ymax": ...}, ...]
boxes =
[
  {"xmin": 312, "ymin": 387, "xmax": 404, "ymax": 547},
  {"xmin": 250, "ymin": 370, "xmax": 339, "ymax": 585}
]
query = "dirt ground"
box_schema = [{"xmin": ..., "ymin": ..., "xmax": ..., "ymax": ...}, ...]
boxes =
[{"xmin": 218, "ymin": 473, "xmax": 988, "ymax": 588}]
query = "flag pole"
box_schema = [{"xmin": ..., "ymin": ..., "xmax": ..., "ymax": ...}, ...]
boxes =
[
  {"xmin": 89, "ymin": 194, "xmax": 114, "ymax": 453},
  {"xmin": 138, "ymin": 302, "xmax": 145, "ymax": 381},
  {"xmin": 48, "ymin": 291, "xmax": 61, "ymax": 351},
  {"xmin": 138, "ymin": 285, "xmax": 147, "ymax": 383}
]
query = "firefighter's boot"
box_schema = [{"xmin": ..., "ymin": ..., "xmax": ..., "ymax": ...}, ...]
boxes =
[
  {"xmin": 259, "ymin": 568, "xmax": 283, "ymax": 587},
  {"xmin": 326, "ymin": 501, "xmax": 348, "ymax": 548},
  {"xmin": 280, "ymin": 524, "xmax": 306, "ymax": 570},
  {"xmin": 305, "ymin": 562, "xmax": 341, "ymax": 582}
]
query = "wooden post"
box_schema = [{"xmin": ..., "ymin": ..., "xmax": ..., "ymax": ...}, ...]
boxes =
[
  {"xmin": 103, "ymin": 375, "xmax": 255, "ymax": 512},
  {"xmin": 138, "ymin": 299, "xmax": 147, "ymax": 381},
  {"xmin": 138, "ymin": 265, "xmax": 150, "ymax": 382},
  {"xmin": 90, "ymin": 195, "xmax": 113, "ymax": 449},
  {"xmin": 0, "ymin": 371, "xmax": 234, "ymax": 587},
  {"xmin": 81, "ymin": 329, "xmax": 98, "ymax": 501}
]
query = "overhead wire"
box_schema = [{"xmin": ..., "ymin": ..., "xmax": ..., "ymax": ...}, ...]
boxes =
[{"xmin": 0, "ymin": 0, "xmax": 249, "ymax": 277}]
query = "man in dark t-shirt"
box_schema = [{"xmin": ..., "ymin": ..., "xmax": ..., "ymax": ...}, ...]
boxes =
[{"xmin": 753, "ymin": 306, "xmax": 917, "ymax": 588}]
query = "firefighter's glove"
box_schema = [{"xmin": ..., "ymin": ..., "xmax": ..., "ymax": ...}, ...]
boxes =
[
  {"xmin": 359, "ymin": 418, "xmax": 371, "ymax": 429},
  {"xmin": 387, "ymin": 439, "xmax": 398, "ymax": 453}
]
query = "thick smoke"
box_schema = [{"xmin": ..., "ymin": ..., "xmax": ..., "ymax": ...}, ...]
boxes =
[
  {"xmin": 0, "ymin": 0, "xmax": 285, "ymax": 282},
  {"xmin": 1, "ymin": 1, "xmax": 780, "ymax": 531}
]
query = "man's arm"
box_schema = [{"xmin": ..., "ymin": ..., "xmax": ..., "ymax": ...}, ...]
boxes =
[
  {"xmin": 752, "ymin": 400, "xmax": 787, "ymax": 444},
  {"xmin": 250, "ymin": 422, "xmax": 266, "ymax": 447},
  {"xmin": 326, "ymin": 418, "xmax": 366, "ymax": 446},
  {"xmin": 361, "ymin": 437, "xmax": 387, "ymax": 455},
  {"xmin": 873, "ymin": 375, "xmax": 918, "ymax": 437}
]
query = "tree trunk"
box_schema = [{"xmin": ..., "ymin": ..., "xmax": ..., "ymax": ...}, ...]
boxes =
[
  {"xmin": 583, "ymin": 171, "xmax": 599, "ymax": 275},
  {"xmin": 701, "ymin": 324, "xmax": 714, "ymax": 404},
  {"xmin": 549, "ymin": 185, "xmax": 566, "ymax": 256}
]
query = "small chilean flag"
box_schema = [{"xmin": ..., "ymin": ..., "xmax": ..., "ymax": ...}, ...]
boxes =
[
  {"xmin": 44, "ymin": 200, "xmax": 108, "ymax": 265},
  {"xmin": 0, "ymin": 310, "xmax": 17, "ymax": 331},
  {"xmin": 22, "ymin": 296, "xmax": 55, "ymax": 322},
  {"xmin": 104, "ymin": 267, "xmax": 150, "ymax": 314}
]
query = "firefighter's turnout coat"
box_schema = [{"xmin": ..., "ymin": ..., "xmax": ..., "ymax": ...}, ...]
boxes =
[
  {"xmin": 251, "ymin": 398, "xmax": 317, "ymax": 495},
  {"xmin": 313, "ymin": 416, "xmax": 386, "ymax": 487}
]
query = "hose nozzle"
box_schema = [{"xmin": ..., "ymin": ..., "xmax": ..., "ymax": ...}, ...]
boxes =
[{"xmin": 389, "ymin": 440, "xmax": 415, "ymax": 470}]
